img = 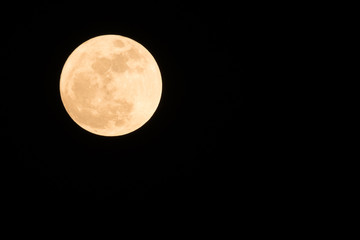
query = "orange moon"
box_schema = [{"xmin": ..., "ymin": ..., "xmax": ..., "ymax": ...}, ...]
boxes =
[{"xmin": 59, "ymin": 34, "xmax": 162, "ymax": 136}]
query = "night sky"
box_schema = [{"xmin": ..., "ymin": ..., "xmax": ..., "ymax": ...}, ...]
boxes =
[{"xmin": 3, "ymin": 2, "xmax": 268, "ymax": 208}]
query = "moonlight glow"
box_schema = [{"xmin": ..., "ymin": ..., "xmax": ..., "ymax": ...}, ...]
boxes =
[{"xmin": 59, "ymin": 34, "xmax": 162, "ymax": 136}]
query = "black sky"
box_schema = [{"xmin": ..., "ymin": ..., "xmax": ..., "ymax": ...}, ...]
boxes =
[{"xmin": 3, "ymin": 1, "xmax": 268, "ymax": 208}]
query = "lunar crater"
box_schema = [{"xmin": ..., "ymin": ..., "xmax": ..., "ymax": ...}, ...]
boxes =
[
  {"xmin": 111, "ymin": 53, "xmax": 129, "ymax": 73},
  {"xmin": 91, "ymin": 57, "xmax": 112, "ymax": 75},
  {"xmin": 113, "ymin": 39, "xmax": 125, "ymax": 48}
]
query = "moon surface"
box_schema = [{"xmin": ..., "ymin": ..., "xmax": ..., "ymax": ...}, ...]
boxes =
[{"xmin": 60, "ymin": 34, "xmax": 162, "ymax": 136}]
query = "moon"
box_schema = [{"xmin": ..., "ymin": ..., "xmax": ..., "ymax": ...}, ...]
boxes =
[{"xmin": 60, "ymin": 34, "xmax": 162, "ymax": 136}]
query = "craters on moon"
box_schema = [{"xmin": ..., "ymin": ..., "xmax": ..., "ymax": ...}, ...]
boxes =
[
  {"xmin": 60, "ymin": 35, "xmax": 162, "ymax": 136},
  {"xmin": 113, "ymin": 39, "xmax": 125, "ymax": 48},
  {"xmin": 91, "ymin": 42, "xmax": 146, "ymax": 75},
  {"xmin": 65, "ymin": 39, "xmax": 147, "ymax": 133},
  {"xmin": 68, "ymin": 72, "xmax": 134, "ymax": 132},
  {"xmin": 64, "ymin": 69, "xmax": 134, "ymax": 132},
  {"xmin": 91, "ymin": 57, "xmax": 111, "ymax": 75}
]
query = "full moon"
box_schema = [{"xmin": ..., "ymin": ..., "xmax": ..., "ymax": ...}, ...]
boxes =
[{"xmin": 60, "ymin": 34, "xmax": 162, "ymax": 136}]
